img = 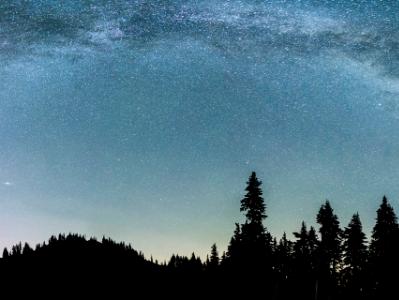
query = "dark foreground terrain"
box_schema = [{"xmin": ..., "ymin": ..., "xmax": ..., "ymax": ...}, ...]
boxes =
[{"xmin": 1, "ymin": 173, "xmax": 398, "ymax": 299}]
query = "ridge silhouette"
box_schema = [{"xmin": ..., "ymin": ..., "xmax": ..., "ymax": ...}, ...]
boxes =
[{"xmin": 1, "ymin": 172, "xmax": 397, "ymax": 299}]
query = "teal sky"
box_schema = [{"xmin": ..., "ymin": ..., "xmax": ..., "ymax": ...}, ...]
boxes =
[{"xmin": 1, "ymin": 0, "xmax": 399, "ymax": 260}]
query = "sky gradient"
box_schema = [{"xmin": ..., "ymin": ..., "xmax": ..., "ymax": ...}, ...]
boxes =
[{"xmin": 1, "ymin": 0, "xmax": 399, "ymax": 260}]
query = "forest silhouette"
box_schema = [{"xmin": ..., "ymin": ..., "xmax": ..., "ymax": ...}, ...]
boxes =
[{"xmin": 1, "ymin": 172, "xmax": 398, "ymax": 299}]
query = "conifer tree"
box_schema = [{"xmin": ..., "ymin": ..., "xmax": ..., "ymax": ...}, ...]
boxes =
[
  {"xmin": 292, "ymin": 222, "xmax": 319, "ymax": 300},
  {"xmin": 293, "ymin": 222, "xmax": 309, "ymax": 257},
  {"xmin": 226, "ymin": 223, "xmax": 241, "ymax": 263},
  {"xmin": 240, "ymin": 172, "xmax": 266, "ymax": 224},
  {"xmin": 342, "ymin": 213, "xmax": 367, "ymax": 298},
  {"xmin": 317, "ymin": 201, "xmax": 342, "ymax": 271},
  {"xmin": 369, "ymin": 196, "xmax": 399, "ymax": 298},
  {"xmin": 2, "ymin": 248, "xmax": 9, "ymax": 259},
  {"xmin": 239, "ymin": 172, "xmax": 271, "ymax": 268},
  {"xmin": 316, "ymin": 200, "xmax": 342, "ymax": 299},
  {"xmin": 370, "ymin": 196, "xmax": 398, "ymax": 258},
  {"xmin": 307, "ymin": 226, "xmax": 319, "ymax": 255},
  {"xmin": 275, "ymin": 232, "xmax": 292, "ymax": 278},
  {"xmin": 209, "ymin": 243, "xmax": 219, "ymax": 268}
]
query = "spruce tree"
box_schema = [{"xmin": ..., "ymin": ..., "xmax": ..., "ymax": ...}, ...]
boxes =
[
  {"xmin": 226, "ymin": 223, "xmax": 241, "ymax": 263},
  {"xmin": 275, "ymin": 232, "xmax": 292, "ymax": 279},
  {"xmin": 240, "ymin": 171, "xmax": 266, "ymax": 224},
  {"xmin": 343, "ymin": 213, "xmax": 367, "ymax": 273},
  {"xmin": 226, "ymin": 172, "xmax": 272, "ymax": 295},
  {"xmin": 292, "ymin": 222, "xmax": 319, "ymax": 300},
  {"xmin": 316, "ymin": 200, "xmax": 342, "ymax": 299},
  {"xmin": 342, "ymin": 213, "xmax": 367, "ymax": 298},
  {"xmin": 317, "ymin": 201, "xmax": 342, "ymax": 271},
  {"xmin": 2, "ymin": 248, "xmax": 9, "ymax": 259},
  {"xmin": 239, "ymin": 172, "xmax": 270, "ymax": 268},
  {"xmin": 209, "ymin": 243, "xmax": 219, "ymax": 268},
  {"xmin": 293, "ymin": 222, "xmax": 309, "ymax": 257},
  {"xmin": 369, "ymin": 196, "xmax": 399, "ymax": 298},
  {"xmin": 370, "ymin": 196, "xmax": 398, "ymax": 258},
  {"xmin": 307, "ymin": 226, "xmax": 319, "ymax": 255}
]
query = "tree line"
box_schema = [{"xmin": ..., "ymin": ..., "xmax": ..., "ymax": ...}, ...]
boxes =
[{"xmin": 0, "ymin": 171, "xmax": 398, "ymax": 299}]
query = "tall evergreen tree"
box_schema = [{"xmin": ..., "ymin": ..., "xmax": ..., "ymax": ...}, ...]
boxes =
[
  {"xmin": 293, "ymin": 222, "xmax": 309, "ymax": 257},
  {"xmin": 316, "ymin": 200, "xmax": 342, "ymax": 299},
  {"xmin": 220, "ymin": 251, "xmax": 226, "ymax": 264},
  {"xmin": 2, "ymin": 248, "xmax": 9, "ymax": 259},
  {"xmin": 342, "ymin": 213, "xmax": 367, "ymax": 299},
  {"xmin": 239, "ymin": 172, "xmax": 271, "ymax": 267},
  {"xmin": 317, "ymin": 201, "xmax": 342, "ymax": 270},
  {"xmin": 275, "ymin": 232, "xmax": 292, "ymax": 279},
  {"xmin": 307, "ymin": 226, "xmax": 319, "ymax": 255},
  {"xmin": 368, "ymin": 196, "xmax": 399, "ymax": 298},
  {"xmin": 370, "ymin": 196, "xmax": 398, "ymax": 257},
  {"xmin": 343, "ymin": 213, "xmax": 367, "ymax": 271},
  {"xmin": 209, "ymin": 243, "xmax": 219, "ymax": 269},
  {"xmin": 225, "ymin": 172, "xmax": 272, "ymax": 297},
  {"xmin": 226, "ymin": 223, "xmax": 241, "ymax": 264},
  {"xmin": 240, "ymin": 171, "xmax": 266, "ymax": 224},
  {"xmin": 273, "ymin": 232, "xmax": 293, "ymax": 299},
  {"xmin": 292, "ymin": 222, "xmax": 319, "ymax": 300}
]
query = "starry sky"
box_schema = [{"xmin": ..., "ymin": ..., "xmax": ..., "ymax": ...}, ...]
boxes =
[{"xmin": 1, "ymin": 0, "xmax": 399, "ymax": 260}]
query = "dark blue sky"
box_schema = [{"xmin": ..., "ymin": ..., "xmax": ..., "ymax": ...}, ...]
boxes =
[{"xmin": 1, "ymin": 0, "xmax": 399, "ymax": 260}]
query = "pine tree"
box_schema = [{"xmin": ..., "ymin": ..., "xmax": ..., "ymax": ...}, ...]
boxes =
[
  {"xmin": 316, "ymin": 200, "xmax": 342, "ymax": 299},
  {"xmin": 293, "ymin": 222, "xmax": 309, "ymax": 257},
  {"xmin": 307, "ymin": 226, "xmax": 319, "ymax": 255},
  {"xmin": 275, "ymin": 232, "xmax": 292, "ymax": 279},
  {"xmin": 239, "ymin": 172, "xmax": 271, "ymax": 268},
  {"xmin": 189, "ymin": 253, "xmax": 202, "ymax": 272},
  {"xmin": 22, "ymin": 243, "xmax": 33, "ymax": 256},
  {"xmin": 317, "ymin": 201, "xmax": 342, "ymax": 271},
  {"xmin": 369, "ymin": 196, "xmax": 399, "ymax": 297},
  {"xmin": 220, "ymin": 251, "xmax": 226, "ymax": 265},
  {"xmin": 293, "ymin": 222, "xmax": 319, "ymax": 271},
  {"xmin": 292, "ymin": 222, "xmax": 319, "ymax": 300},
  {"xmin": 343, "ymin": 213, "xmax": 367, "ymax": 274},
  {"xmin": 225, "ymin": 172, "xmax": 272, "ymax": 296},
  {"xmin": 205, "ymin": 255, "xmax": 210, "ymax": 267},
  {"xmin": 240, "ymin": 171, "xmax": 266, "ymax": 224},
  {"xmin": 209, "ymin": 243, "xmax": 219, "ymax": 268},
  {"xmin": 2, "ymin": 248, "xmax": 9, "ymax": 259},
  {"xmin": 370, "ymin": 196, "xmax": 398, "ymax": 258},
  {"xmin": 226, "ymin": 223, "xmax": 241, "ymax": 263},
  {"xmin": 273, "ymin": 233, "xmax": 293, "ymax": 299},
  {"xmin": 11, "ymin": 243, "xmax": 22, "ymax": 256},
  {"xmin": 342, "ymin": 213, "xmax": 367, "ymax": 298}
]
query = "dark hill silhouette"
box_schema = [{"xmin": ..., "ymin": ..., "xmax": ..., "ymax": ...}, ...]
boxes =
[{"xmin": 1, "ymin": 172, "xmax": 398, "ymax": 299}]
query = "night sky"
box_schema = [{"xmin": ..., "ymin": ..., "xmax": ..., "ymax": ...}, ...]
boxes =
[{"xmin": 1, "ymin": 0, "xmax": 399, "ymax": 260}]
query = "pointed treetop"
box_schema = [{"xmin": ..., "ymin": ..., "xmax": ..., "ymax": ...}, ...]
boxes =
[
  {"xmin": 240, "ymin": 171, "xmax": 266, "ymax": 224},
  {"xmin": 382, "ymin": 195, "xmax": 388, "ymax": 205}
]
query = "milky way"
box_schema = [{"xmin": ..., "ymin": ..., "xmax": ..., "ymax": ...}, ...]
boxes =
[{"xmin": 1, "ymin": 0, "xmax": 399, "ymax": 260}]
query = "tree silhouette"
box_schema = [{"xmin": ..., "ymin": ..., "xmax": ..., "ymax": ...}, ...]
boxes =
[
  {"xmin": 209, "ymin": 243, "xmax": 219, "ymax": 269},
  {"xmin": 226, "ymin": 222, "xmax": 242, "ymax": 265},
  {"xmin": 239, "ymin": 172, "xmax": 272, "ymax": 268},
  {"xmin": 368, "ymin": 196, "xmax": 399, "ymax": 298},
  {"xmin": 291, "ymin": 222, "xmax": 319, "ymax": 300},
  {"xmin": 223, "ymin": 172, "xmax": 273, "ymax": 297},
  {"xmin": 2, "ymin": 248, "xmax": 9, "ymax": 259},
  {"xmin": 274, "ymin": 232, "xmax": 293, "ymax": 298},
  {"xmin": 316, "ymin": 200, "xmax": 342, "ymax": 299},
  {"xmin": 2, "ymin": 172, "xmax": 399, "ymax": 300},
  {"xmin": 240, "ymin": 171, "xmax": 266, "ymax": 223},
  {"xmin": 341, "ymin": 213, "xmax": 367, "ymax": 299}
]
